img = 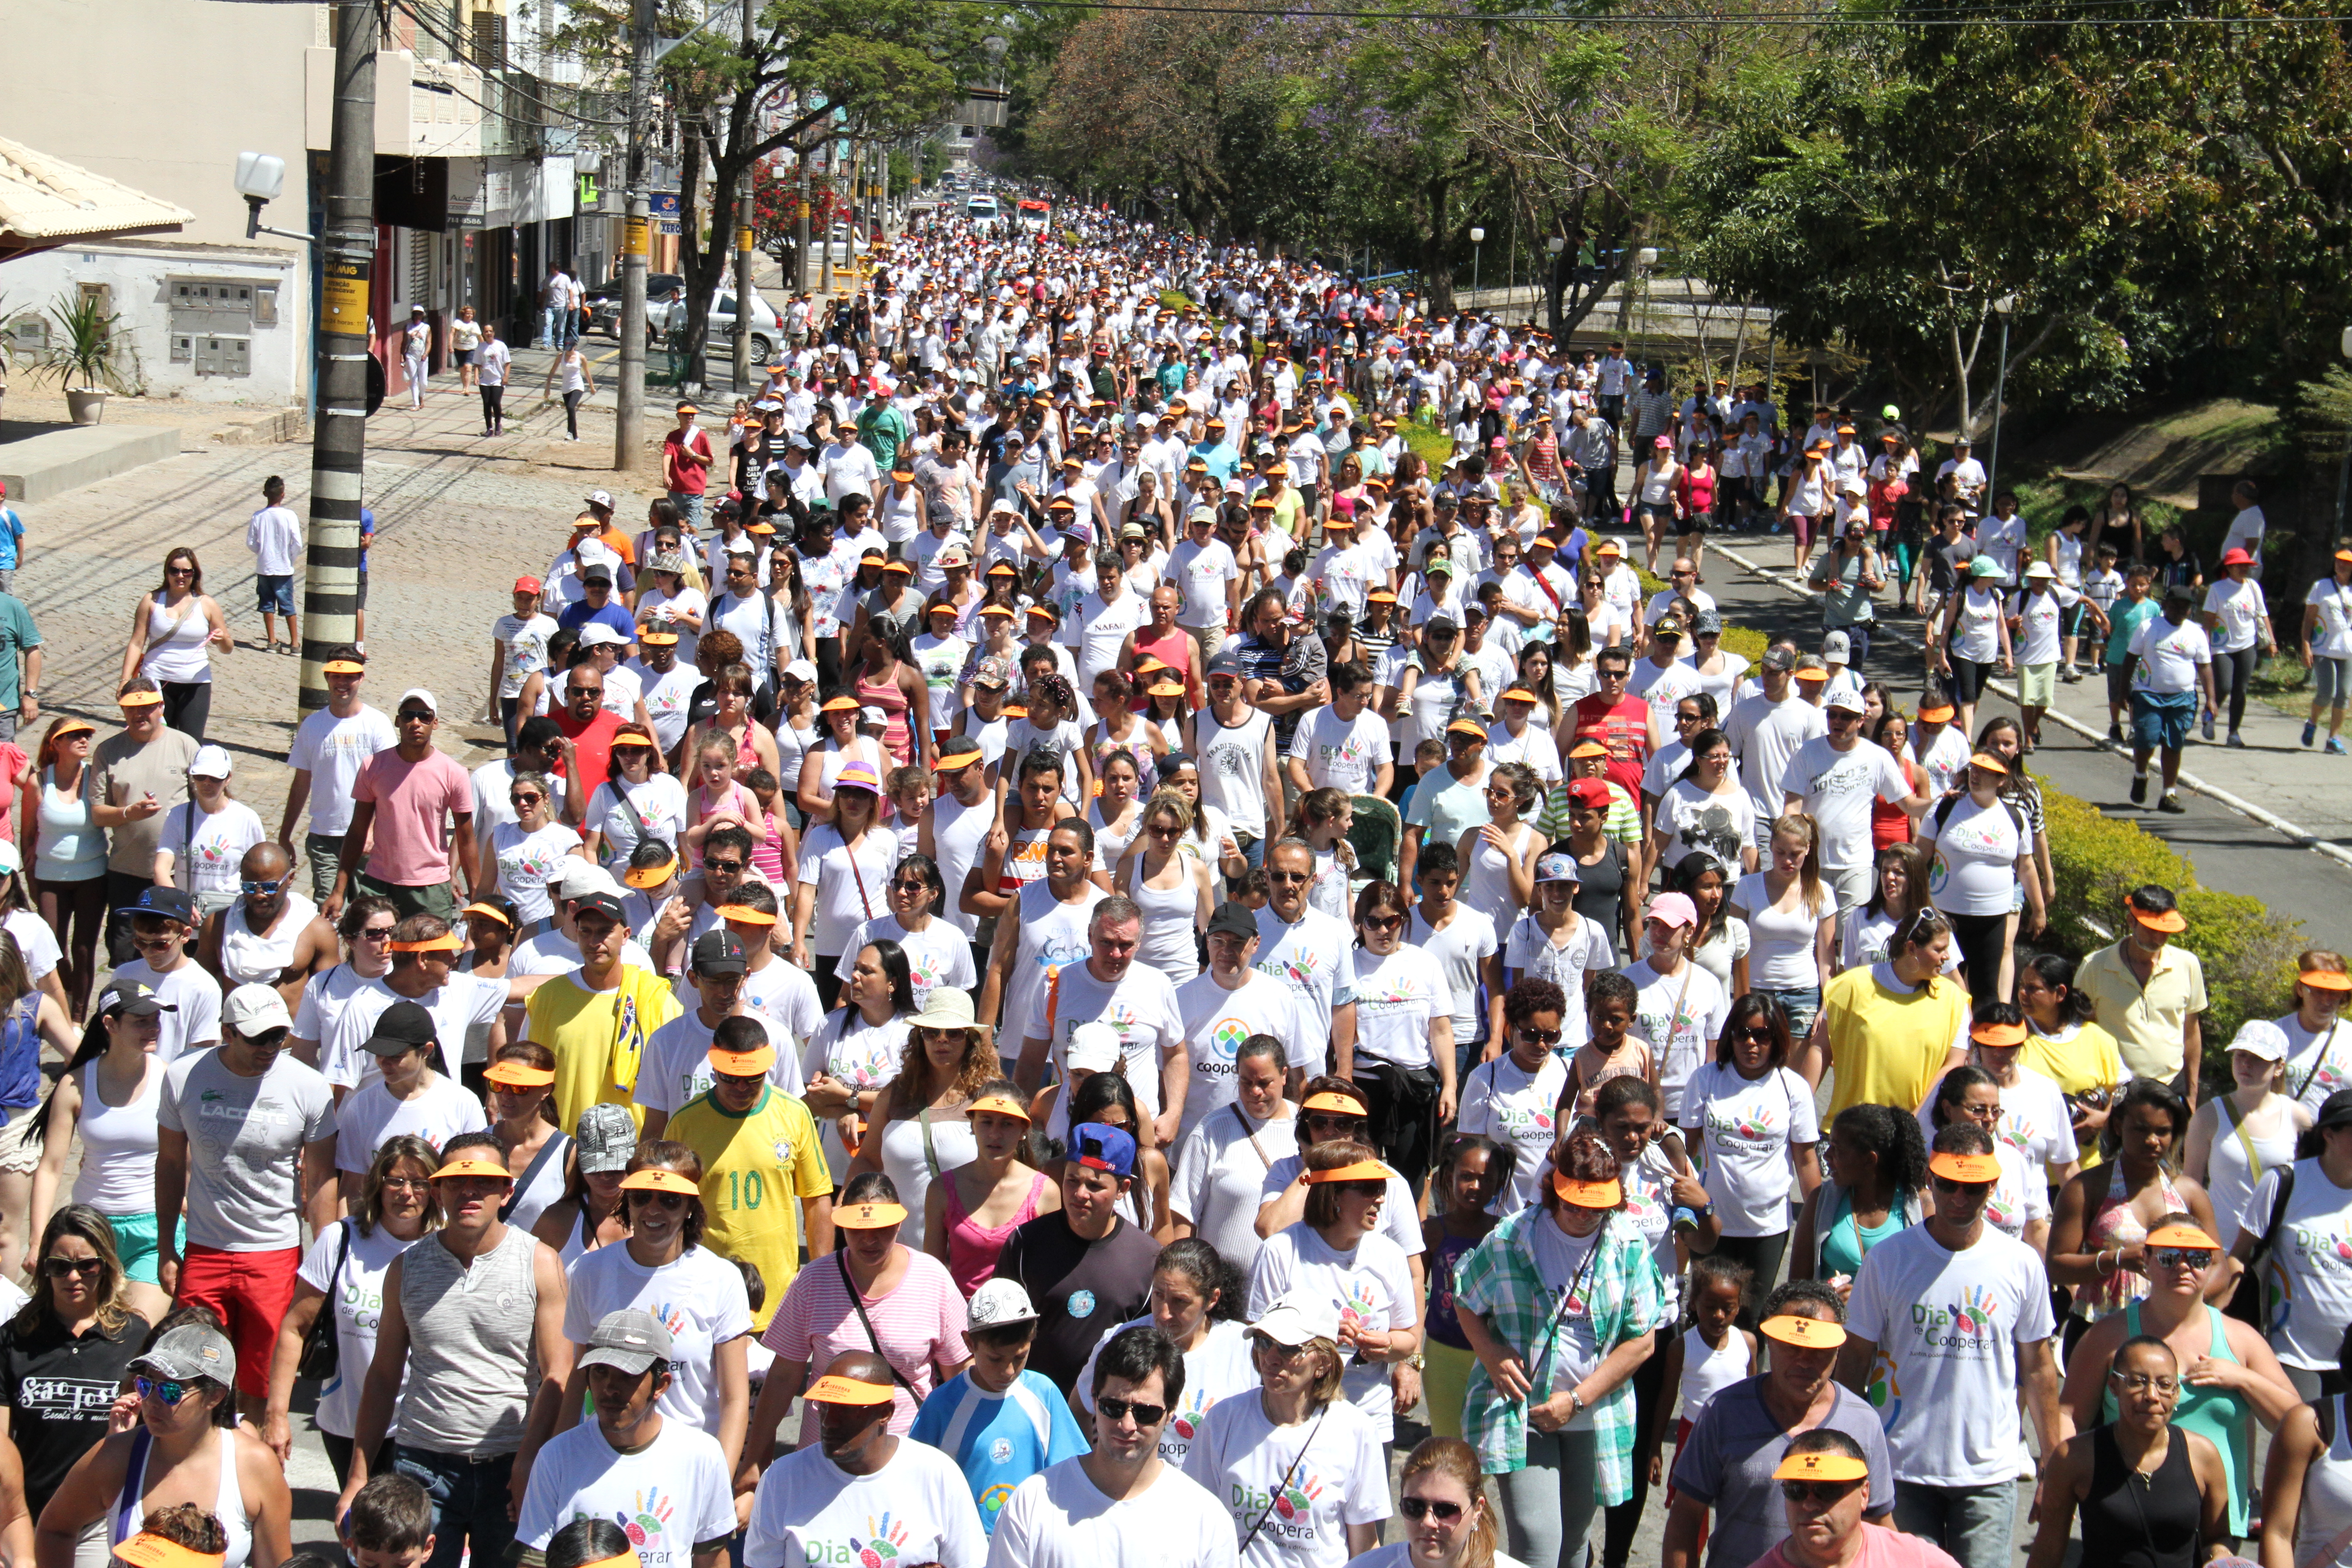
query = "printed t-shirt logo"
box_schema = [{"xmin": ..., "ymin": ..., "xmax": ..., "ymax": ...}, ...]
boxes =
[
  {"xmin": 590, "ymin": 1483, "xmax": 674, "ymax": 1549},
  {"xmin": 814, "ymin": 1512, "xmax": 911, "ymax": 1568},
  {"xmin": 1209, "ymin": 1018, "xmax": 1252, "ymax": 1061},
  {"xmin": 1068, "ymin": 1288, "xmax": 1098, "ymax": 1319},
  {"xmin": 1705, "ymin": 1102, "xmax": 1777, "ymax": 1144}
]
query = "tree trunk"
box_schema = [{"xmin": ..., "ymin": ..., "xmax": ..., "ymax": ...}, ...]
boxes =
[{"xmin": 1423, "ymin": 173, "xmax": 1456, "ymax": 316}]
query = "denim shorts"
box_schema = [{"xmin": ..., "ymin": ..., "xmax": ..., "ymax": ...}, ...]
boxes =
[
  {"xmin": 1756, "ymin": 983, "xmax": 1822, "ymax": 1037},
  {"xmin": 256, "ymin": 573, "xmax": 294, "ymax": 615}
]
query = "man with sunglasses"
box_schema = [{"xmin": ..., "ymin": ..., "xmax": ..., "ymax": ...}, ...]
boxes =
[
  {"xmin": 338, "ymin": 1136, "xmax": 573, "ymax": 1568},
  {"xmin": 1742, "ymin": 1431, "xmax": 1951, "ymax": 1568},
  {"xmin": 196, "ymin": 841, "xmax": 341, "ymax": 1017},
  {"xmin": 157, "ymin": 983, "xmax": 337, "ymax": 1421},
  {"xmin": 1572, "ymin": 646, "xmax": 1661, "ymax": 806},
  {"xmin": 281, "ymin": 646, "xmax": 397, "ymax": 905},
  {"xmin": 988, "ymin": 1323, "xmax": 1232, "ymax": 1568},
  {"xmin": 333, "ymin": 688, "xmax": 479, "ymax": 925},
  {"xmin": 1663, "ymin": 1284, "xmax": 1895, "ymax": 1568},
  {"xmin": 91, "ymin": 681, "xmax": 198, "ymax": 964},
  {"xmin": 1836, "ymin": 1132, "xmax": 2059, "ymax": 1568},
  {"xmin": 1251, "ymin": 840, "xmax": 1357, "ymax": 1084}
]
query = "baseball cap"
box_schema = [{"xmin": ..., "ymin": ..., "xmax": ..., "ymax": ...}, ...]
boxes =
[
  {"xmin": 189, "ymin": 745, "xmax": 234, "ymax": 779},
  {"xmin": 1206, "ymin": 901, "xmax": 1257, "ymax": 941},
  {"xmin": 691, "ymin": 930, "xmax": 749, "ymax": 975},
  {"xmin": 1252, "ymin": 1290, "xmax": 1340, "ymax": 1348},
  {"xmin": 1761, "ymin": 646, "xmax": 1796, "ymax": 672},
  {"xmin": 98, "ymin": 980, "xmax": 176, "ymax": 1019},
  {"xmin": 2229, "ymin": 1018, "xmax": 2292, "ymax": 1063},
  {"xmin": 117, "ymin": 885, "xmax": 196, "ymax": 925},
  {"xmin": 573, "ymin": 1102, "xmax": 639, "ymax": 1174},
  {"xmin": 1534, "ymin": 853, "xmax": 1580, "ymax": 886},
  {"xmin": 1646, "ymin": 892, "xmax": 1699, "ymax": 929},
  {"xmin": 363, "ymin": 999, "xmax": 437, "ymax": 1056},
  {"xmin": 397, "ymin": 687, "xmax": 439, "ymax": 716},
  {"xmin": 578, "ymin": 1308, "xmax": 675, "ymax": 1375},
  {"xmin": 1070, "ymin": 1122, "xmax": 1137, "ymax": 1180},
  {"xmin": 512, "ymin": 576, "xmax": 542, "ymax": 596},
  {"xmin": 966, "ymin": 1278, "xmax": 1040, "ymax": 1331},
  {"xmin": 1820, "ymin": 630, "xmax": 1851, "ymax": 662},
  {"xmin": 585, "ymin": 489, "xmax": 616, "ymax": 510},
  {"xmin": 131, "ymin": 1323, "xmax": 237, "ymax": 1387},
  {"xmin": 222, "ymin": 983, "xmax": 292, "ymax": 1036},
  {"xmin": 1066, "ymin": 1021, "xmax": 1122, "ymax": 1073}
]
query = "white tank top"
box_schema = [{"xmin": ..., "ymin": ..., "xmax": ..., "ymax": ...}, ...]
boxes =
[
  {"xmin": 882, "ymin": 484, "xmax": 923, "ymax": 543},
  {"xmin": 1676, "ymin": 1325, "xmax": 1750, "ymax": 1425},
  {"xmin": 503, "ymin": 1131, "xmax": 570, "ymax": 1235},
  {"xmin": 2301, "ymin": 1395, "xmax": 2352, "ymax": 1568},
  {"xmin": 1129, "ymin": 855, "xmax": 1201, "ymax": 982},
  {"xmin": 218, "ymin": 892, "xmax": 317, "ymax": 987},
  {"xmin": 113, "ymin": 1427, "xmax": 253, "ymax": 1568},
  {"xmin": 140, "ymin": 594, "xmax": 213, "ymax": 684},
  {"xmin": 72, "ymin": 1057, "xmax": 162, "ymax": 1214},
  {"xmin": 1003, "ymin": 880, "xmax": 1106, "ymax": 1056},
  {"xmin": 2053, "ymin": 530, "xmax": 2084, "ymax": 587},
  {"xmin": 1640, "ymin": 466, "xmax": 1677, "ymax": 505},
  {"xmin": 877, "ymin": 1111, "xmax": 976, "ymax": 1247}
]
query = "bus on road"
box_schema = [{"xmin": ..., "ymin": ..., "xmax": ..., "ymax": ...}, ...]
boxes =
[
  {"xmin": 965, "ymin": 194, "xmax": 1000, "ymax": 227},
  {"xmin": 1015, "ymin": 198, "xmax": 1051, "ymax": 233}
]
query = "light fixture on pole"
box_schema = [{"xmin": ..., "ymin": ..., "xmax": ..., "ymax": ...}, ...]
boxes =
[
  {"xmin": 1470, "ymin": 227, "xmax": 1485, "ymax": 302},
  {"xmin": 233, "ymin": 153, "xmax": 315, "ymax": 244},
  {"xmin": 1987, "ymin": 293, "xmax": 2018, "ymax": 503}
]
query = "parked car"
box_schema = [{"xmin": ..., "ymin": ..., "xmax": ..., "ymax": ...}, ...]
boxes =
[
  {"xmin": 587, "ymin": 274, "xmax": 684, "ymax": 340},
  {"xmin": 651, "ymin": 289, "xmax": 783, "ymax": 362}
]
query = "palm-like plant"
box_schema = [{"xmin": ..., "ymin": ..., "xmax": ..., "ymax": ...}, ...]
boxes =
[{"xmin": 40, "ymin": 290, "xmax": 130, "ymax": 394}]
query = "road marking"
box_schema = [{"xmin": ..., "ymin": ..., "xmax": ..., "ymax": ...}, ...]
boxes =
[{"xmin": 1706, "ymin": 535, "xmax": 2352, "ymax": 872}]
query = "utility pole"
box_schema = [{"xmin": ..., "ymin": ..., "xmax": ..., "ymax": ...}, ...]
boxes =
[
  {"xmin": 730, "ymin": 0, "xmax": 755, "ymax": 392},
  {"xmin": 299, "ymin": 0, "xmax": 376, "ymax": 714},
  {"xmin": 818, "ymin": 133, "xmax": 835, "ymax": 297},
  {"xmin": 614, "ymin": 0, "xmax": 654, "ymax": 473},
  {"xmin": 794, "ymin": 140, "xmax": 810, "ymax": 296}
]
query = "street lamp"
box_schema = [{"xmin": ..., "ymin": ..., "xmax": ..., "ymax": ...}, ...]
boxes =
[
  {"xmin": 1470, "ymin": 227, "xmax": 1485, "ymax": 302},
  {"xmin": 233, "ymin": 153, "xmax": 314, "ymax": 243},
  {"xmin": 1987, "ymin": 292, "xmax": 2018, "ymax": 503}
]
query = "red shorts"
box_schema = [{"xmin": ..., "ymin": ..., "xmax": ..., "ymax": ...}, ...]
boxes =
[{"xmin": 175, "ymin": 1244, "xmax": 300, "ymax": 1397}]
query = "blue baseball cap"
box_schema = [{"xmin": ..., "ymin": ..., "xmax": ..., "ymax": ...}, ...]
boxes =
[
  {"xmin": 1071, "ymin": 1122, "xmax": 1137, "ymax": 1181},
  {"xmin": 116, "ymin": 885, "xmax": 196, "ymax": 925}
]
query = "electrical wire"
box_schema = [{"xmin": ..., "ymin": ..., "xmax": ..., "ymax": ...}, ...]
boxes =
[{"xmin": 384, "ymin": 0, "xmax": 634, "ymax": 128}]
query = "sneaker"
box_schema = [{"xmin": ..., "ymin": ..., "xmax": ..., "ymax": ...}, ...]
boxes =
[
  {"xmin": 2331, "ymin": 738, "xmax": 2349, "ymax": 757},
  {"xmin": 2305, "ymin": 720, "xmax": 2318, "ymax": 747},
  {"xmin": 2108, "ymin": 722, "xmax": 2126, "ymax": 745},
  {"xmin": 2159, "ymin": 791, "xmax": 2187, "ymax": 813},
  {"xmin": 2130, "ymin": 774, "xmax": 2148, "ymax": 805},
  {"xmin": 2061, "ymin": 666, "xmax": 2082, "ymax": 683},
  {"xmin": 2227, "ymin": 733, "xmax": 2247, "ymax": 749},
  {"xmin": 2201, "ymin": 710, "xmax": 2215, "ymax": 742}
]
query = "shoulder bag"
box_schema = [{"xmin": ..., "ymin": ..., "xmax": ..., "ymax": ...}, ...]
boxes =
[
  {"xmin": 295, "ymin": 1220, "xmax": 353, "ymax": 1380},
  {"xmin": 836, "ymin": 1248, "xmax": 919, "ymax": 1393}
]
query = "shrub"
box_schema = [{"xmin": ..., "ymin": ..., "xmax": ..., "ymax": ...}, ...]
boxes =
[{"xmin": 2034, "ymin": 778, "xmax": 2300, "ymax": 1064}]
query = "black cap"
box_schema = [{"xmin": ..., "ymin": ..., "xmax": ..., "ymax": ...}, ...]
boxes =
[
  {"xmin": 363, "ymin": 999, "xmax": 438, "ymax": 1057},
  {"xmin": 116, "ymin": 886, "xmax": 196, "ymax": 925},
  {"xmin": 573, "ymin": 892, "xmax": 627, "ymax": 925},
  {"xmin": 582, "ymin": 565, "xmax": 614, "ymax": 585},
  {"xmin": 2319, "ymin": 1090, "xmax": 2352, "ymax": 1132},
  {"xmin": 1205, "ymin": 652, "xmax": 1244, "ymax": 679},
  {"xmin": 1206, "ymin": 902, "xmax": 1258, "ymax": 941},
  {"xmin": 98, "ymin": 980, "xmax": 178, "ymax": 1019},
  {"xmin": 691, "ymin": 930, "xmax": 749, "ymax": 975}
]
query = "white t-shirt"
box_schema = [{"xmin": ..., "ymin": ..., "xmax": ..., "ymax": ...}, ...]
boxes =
[
  {"xmin": 1629, "ymin": 657, "xmax": 1705, "ymax": 736},
  {"xmin": 1167, "ymin": 539, "xmax": 1240, "ymax": 629},
  {"xmin": 1022, "ymin": 960, "xmax": 1184, "ymax": 1120},
  {"xmin": 1252, "ymin": 907, "xmax": 1356, "ymax": 1076},
  {"xmin": 491, "ymin": 820, "xmax": 583, "ymax": 925},
  {"xmin": 563, "ymin": 1242, "xmax": 754, "ymax": 1434},
  {"xmin": 1405, "ymin": 907, "xmax": 1496, "ymax": 1052},
  {"xmin": 1244, "ymin": 1225, "xmax": 1416, "ymax": 1440},
  {"xmin": 156, "ymin": 801, "xmax": 267, "ymax": 902},
  {"xmin": 588, "ymin": 774, "xmax": 689, "ymax": 868},
  {"xmin": 1622, "ymin": 957, "xmax": 1731, "ymax": 1122},
  {"xmin": 287, "ymin": 705, "xmax": 400, "ymax": 837},
  {"xmin": 2203, "ymin": 577, "xmax": 2270, "ymax": 654},
  {"xmin": 1949, "ymin": 586, "xmax": 2006, "ymax": 663},
  {"xmin": 1173, "ymin": 1107, "xmax": 1298, "ymax": 1268},
  {"xmin": 2010, "ymin": 585, "xmax": 2081, "ymax": 666},
  {"xmin": 1779, "ymin": 738, "xmax": 1910, "ymax": 873},
  {"xmin": 1724, "ymin": 694, "xmax": 1825, "ymax": 819},
  {"xmin": 2130, "ymin": 614, "xmax": 2212, "ymax": 695},
  {"xmin": 749, "ymin": 1434, "xmax": 988, "ymax": 1568},
  {"xmin": 1456, "ymin": 1052, "xmax": 1569, "ymax": 1215},
  {"xmin": 1679, "ymin": 1062, "xmax": 1818, "ymax": 1237},
  {"xmin": 2242, "ymin": 1159, "xmax": 2352, "ymax": 1370},
  {"xmin": 331, "ymin": 1073, "xmax": 487, "ymax": 1171},
  {"xmin": 297, "ymin": 1219, "xmax": 414, "ymax": 1437},
  {"xmin": 1842, "ymin": 1224, "xmax": 2055, "ymax": 1485},
  {"xmin": 1920, "ymin": 794, "xmax": 2023, "ymax": 919},
  {"xmin": 833, "ymin": 915, "xmax": 977, "ymax": 1016},
  {"xmin": 1349, "ymin": 944, "xmax": 1456, "ymax": 1073},
  {"xmin": 1501, "ymin": 914, "xmax": 1611, "ymax": 1051},
  {"xmin": 1174, "ymin": 971, "xmax": 1305, "ymax": 1146},
  {"xmin": 1287, "ymin": 708, "xmax": 1390, "ymax": 796},
  {"xmin": 518, "ymin": 1417, "xmax": 739, "ymax": 1568},
  {"xmin": 1182, "ymin": 1391, "xmax": 1391, "ymax": 1568},
  {"xmin": 987, "ymin": 1457, "xmax": 1238, "ymax": 1568},
  {"xmin": 2308, "ymin": 577, "xmax": 2352, "ymax": 661},
  {"xmin": 797, "ymin": 823, "xmax": 904, "ymax": 956}
]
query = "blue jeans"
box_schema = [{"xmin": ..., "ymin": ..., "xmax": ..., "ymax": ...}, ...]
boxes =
[
  {"xmin": 1891, "ymin": 1480, "xmax": 2017, "ymax": 1568},
  {"xmin": 395, "ymin": 1444, "xmax": 517, "ymax": 1568},
  {"xmin": 540, "ymin": 305, "xmax": 563, "ymax": 348}
]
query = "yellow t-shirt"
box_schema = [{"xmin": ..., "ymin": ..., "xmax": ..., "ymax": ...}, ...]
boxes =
[
  {"xmin": 667, "ymin": 1085, "xmax": 830, "ymax": 1329},
  {"xmin": 526, "ymin": 965, "xmax": 684, "ymax": 1131},
  {"xmin": 1822, "ymin": 965, "xmax": 1972, "ymax": 1121},
  {"xmin": 2019, "ymin": 1022, "xmax": 2128, "ymax": 1169}
]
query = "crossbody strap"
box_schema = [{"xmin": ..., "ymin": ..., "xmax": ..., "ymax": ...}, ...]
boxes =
[{"xmin": 836, "ymin": 1249, "xmax": 918, "ymax": 1393}]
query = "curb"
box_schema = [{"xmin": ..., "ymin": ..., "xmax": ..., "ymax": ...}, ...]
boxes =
[{"xmin": 1702, "ymin": 536, "xmax": 2352, "ymax": 874}]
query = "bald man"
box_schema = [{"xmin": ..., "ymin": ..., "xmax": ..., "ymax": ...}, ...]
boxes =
[{"xmin": 196, "ymin": 841, "xmax": 340, "ymax": 1012}]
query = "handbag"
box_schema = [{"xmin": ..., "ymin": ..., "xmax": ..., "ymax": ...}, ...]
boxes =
[{"xmin": 296, "ymin": 1220, "xmax": 352, "ymax": 1381}]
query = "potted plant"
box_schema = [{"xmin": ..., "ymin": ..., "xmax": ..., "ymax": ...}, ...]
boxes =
[{"xmin": 41, "ymin": 290, "xmax": 129, "ymax": 425}]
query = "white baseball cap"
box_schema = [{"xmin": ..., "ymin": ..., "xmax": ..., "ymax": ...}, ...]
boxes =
[
  {"xmin": 1066, "ymin": 1022, "xmax": 1122, "ymax": 1074},
  {"xmin": 576, "ymin": 624, "xmax": 628, "ymax": 648},
  {"xmin": 1252, "ymin": 1289, "xmax": 1340, "ymax": 1347},
  {"xmin": 223, "ymin": 983, "xmax": 293, "ymax": 1035},
  {"xmin": 398, "ymin": 688, "xmax": 439, "ymax": 716},
  {"xmin": 188, "ymin": 745, "xmax": 234, "ymax": 779},
  {"xmin": 966, "ymin": 1278, "xmax": 1040, "ymax": 1330}
]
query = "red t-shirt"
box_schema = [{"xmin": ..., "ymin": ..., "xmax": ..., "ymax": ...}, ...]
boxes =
[
  {"xmin": 554, "ymin": 706, "xmax": 628, "ymax": 797},
  {"xmin": 1573, "ymin": 691, "xmax": 1652, "ymax": 799},
  {"xmin": 662, "ymin": 426, "xmax": 714, "ymax": 495}
]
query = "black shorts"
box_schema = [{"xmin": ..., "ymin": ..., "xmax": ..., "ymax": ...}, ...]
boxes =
[
  {"xmin": 1947, "ymin": 655, "xmax": 1990, "ymax": 704},
  {"xmin": 1676, "ymin": 510, "xmax": 1707, "ymax": 539},
  {"xmin": 2106, "ymin": 657, "xmax": 2138, "ymax": 707}
]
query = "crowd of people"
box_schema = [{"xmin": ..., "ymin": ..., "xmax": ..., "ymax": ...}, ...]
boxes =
[{"xmin": 0, "ymin": 206, "xmax": 2347, "ymax": 1568}]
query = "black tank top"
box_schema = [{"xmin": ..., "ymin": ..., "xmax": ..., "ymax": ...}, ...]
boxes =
[
  {"xmin": 2081, "ymin": 1422, "xmax": 2201, "ymax": 1568},
  {"xmin": 1571, "ymin": 838, "xmax": 1628, "ymax": 950}
]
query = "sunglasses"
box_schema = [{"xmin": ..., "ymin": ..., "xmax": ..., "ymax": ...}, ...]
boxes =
[
  {"xmin": 1517, "ymin": 1025, "xmax": 1564, "ymax": 1046},
  {"xmin": 2152, "ymin": 1248, "xmax": 2213, "ymax": 1272},
  {"xmin": 239, "ymin": 877, "xmax": 287, "ymax": 896},
  {"xmin": 358, "ymin": 925, "xmax": 397, "ymax": 940},
  {"xmin": 706, "ymin": 859, "xmax": 746, "ymax": 874},
  {"xmin": 890, "ymin": 880, "xmax": 930, "ymax": 894},
  {"xmin": 1097, "ymin": 1396, "xmax": 1167, "ymax": 1426},
  {"xmin": 1305, "ymin": 1112, "xmax": 1363, "ymax": 1133},
  {"xmin": 1780, "ymin": 1481, "xmax": 1860, "ymax": 1506},
  {"xmin": 1361, "ymin": 914, "xmax": 1405, "ymax": 933},
  {"xmin": 627, "ymin": 1190, "xmax": 688, "ymax": 1210},
  {"xmin": 133, "ymin": 1376, "xmax": 196, "ymax": 1406},
  {"xmin": 1929, "ymin": 1175, "xmax": 1991, "ymax": 1194},
  {"xmin": 1400, "ymin": 1498, "xmax": 1466, "ymax": 1523},
  {"xmin": 510, "ymin": 793, "xmax": 545, "ymax": 807},
  {"xmin": 40, "ymin": 1256, "xmax": 101, "ymax": 1278},
  {"xmin": 1267, "ymin": 870, "xmax": 1312, "ymax": 885}
]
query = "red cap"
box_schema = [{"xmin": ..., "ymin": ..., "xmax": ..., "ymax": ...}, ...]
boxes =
[
  {"xmin": 2221, "ymin": 547, "xmax": 2256, "ymax": 568},
  {"xmin": 514, "ymin": 576, "xmax": 542, "ymax": 594},
  {"xmin": 1568, "ymin": 777, "xmax": 1614, "ymax": 808}
]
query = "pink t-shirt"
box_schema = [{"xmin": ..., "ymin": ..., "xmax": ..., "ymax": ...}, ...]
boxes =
[
  {"xmin": 353, "ymin": 748, "xmax": 473, "ymax": 887},
  {"xmin": 1750, "ymin": 1522, "xmax": 1965, "ymax": 1568},
  {"xmin": 761, "ymin": 1247, "xmax": 970, "ymax": 1442}
]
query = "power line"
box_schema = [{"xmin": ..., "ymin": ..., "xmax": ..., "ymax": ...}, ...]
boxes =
[
  {"xmin": 917, "ymin": 0, "xmax": 2351, "ymax": 24},
  {"xmin": 385, "ymin": 0, "xmax": 634, "ymax": 128}
]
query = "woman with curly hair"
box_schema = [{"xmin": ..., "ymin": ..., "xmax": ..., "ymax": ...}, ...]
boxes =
[
  {"xmin": 995, "ymin": 669, "xmax": 1092, "ymax": 813},
  {"xmin": 1789, "ymin": 1101, "xmax": 1929, "ymax": 1290},
  {"xmin": 1454, "ymin": 1129, "xmax": 1667, "ymax": 1568},
  {"xmin": 848, "ymin": 980, "xmax": 993, "ymax": 1247}
]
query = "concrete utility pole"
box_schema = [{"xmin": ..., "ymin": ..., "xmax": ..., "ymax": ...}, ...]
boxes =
[
  {"xmin": 299, "ymin": 0, "xmax": 377, "ymax": 714},
  {"xmin": 731, "ymin": 0, "xmax": 755, "ymax": 392},
  {"xmin": 794, "ymin": 142, "xmax": 811, "ymax": 296},
  {"xmin": 614, "ymin": 0, "xmax": 655, "ymax": 473}
]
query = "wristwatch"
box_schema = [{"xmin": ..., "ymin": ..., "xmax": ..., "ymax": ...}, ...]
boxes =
[{"xmin": 1406, "ymin": 1352, "xmax": 1426, "ymax": 1371}]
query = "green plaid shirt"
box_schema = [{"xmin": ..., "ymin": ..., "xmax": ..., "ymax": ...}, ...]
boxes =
[{"xmin": 1453, "ymin": 1205, "xmax": 1666, "ymax": 1497}]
